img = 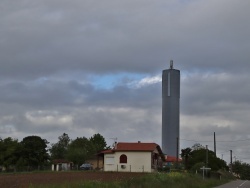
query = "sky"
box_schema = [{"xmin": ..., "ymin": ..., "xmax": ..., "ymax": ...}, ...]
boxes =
[{"xmin": 1, "ymin": 0, "xmax": 250, "ymax": 164}]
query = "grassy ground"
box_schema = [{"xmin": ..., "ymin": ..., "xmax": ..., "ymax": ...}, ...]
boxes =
[{"xmin": 29, "ymin": 172, "xmax": 232, "ymax": 188}]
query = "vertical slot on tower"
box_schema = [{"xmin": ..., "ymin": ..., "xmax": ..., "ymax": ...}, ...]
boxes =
[{"xmin": 168, "ymin": 72, "xmax": 170, "ymax": 96}]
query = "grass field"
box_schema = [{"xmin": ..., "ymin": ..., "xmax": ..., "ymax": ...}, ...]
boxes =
[{"xmin": 0, "ymin": 171, "xmax": 232, "ymax": 188}]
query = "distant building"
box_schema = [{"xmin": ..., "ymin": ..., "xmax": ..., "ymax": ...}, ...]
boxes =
[
  {"xmin": 99, "ymin": 142, "xmax": 165, "ymax": 172},
  {"xmin": 51, "ymin": 159, "xmax": 73, "ymax": 171},
  {"xmin": 164, "ymin": 155, "xmax": 182, "ymax": 167},
  {"xmin": 162, "ymin": 60, "xmax": 180, "ymax": 157}
]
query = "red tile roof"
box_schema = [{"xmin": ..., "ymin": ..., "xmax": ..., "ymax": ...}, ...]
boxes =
[
  {"xmin": 165, "ymin": 156, "xmax": 182, "ymax": 162},
  {"xmin": 115, "ymin": 142, "xmax": 159, "ymax": 151},
  {"xmin": 52, "ymin": 159, "xmax": 73, "ymax": 164},
  {"xmin": 100, "ymin": 149, "xmax": 114, "ymax": 154}
]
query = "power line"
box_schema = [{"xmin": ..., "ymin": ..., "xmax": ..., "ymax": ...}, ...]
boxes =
[
  {"xmin": 180, "ymin": 138, "xmax": 250, "ymax": 143},
  {"xmin": 217, "ymin": 143, "xmax": 250, "ymax": 148},
  {"xmin": 217, "ymin": 150, "xmax": 230, "ymax": 155}
]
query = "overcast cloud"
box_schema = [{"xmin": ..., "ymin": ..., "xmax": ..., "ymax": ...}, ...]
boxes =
[{"xmin": 1, "ymin": 0, "xmax": 250, "ymax": 164}]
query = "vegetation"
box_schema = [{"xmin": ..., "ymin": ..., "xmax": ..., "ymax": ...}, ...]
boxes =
[
  {"xmin": 181, "ymin": 144, "xmax": 228, "ymax": 172},
  {"xmin": 0, "ymin": 136, "xmax": 50, "ymax": 171},
  {"xmin": 232, "ymin": 160, "xmax": 250, "ymax": 180},
  {"xmin": 28, "ymin": 172, "xmax": 231, "ymax": 188},
  {"xmin": 1, "ymin": 139, "xmax": 237, "ymax": 187},
  {"xmin": 20, "ymin": 136, "xmax": 50, "ymax": 168},
  {"xmin": 49, "ymin": 133, "xmax": 70, "ymax": 160},
  {"xmin": 0, "ymin": 133, "xmax": 108, "ymax": 171},
  {"xmin": 0, "ymin": 134, "xmax": 247, "ymax": 185},
  {"xmin": 0, "ymin": 137, "xmax": 20, "ymax": 170},
  {"xmin": 66, "ymin": 137, "xmax": 94, "ymax": 167}
]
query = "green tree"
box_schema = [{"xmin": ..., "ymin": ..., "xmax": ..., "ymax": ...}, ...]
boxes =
[
  {"xmin": 192, "ymin": 143, "xmax": 205, "ymax": 150},
  {"xmin": 50, "ymin": 133, "xmax": 70, "ymax": 160},
  {"xmin": 66, "ymin": 137, "xmax": 94, "ymax": 167},
  {"xmin": 20, "ymin": 136, "xmax": 49, "ymax": 168},
  {"xmin": 89, "ymin": 133, "xmax": 107, "ymax": 153},
  {"xmin": 0, "ymin": 137, "xmax": 21, "ymax": 170},
  {"xmin": 181, "ymin": 144, "xmax": 227, "ymax": 171},
  {"xmin": 181, "ymin": 147, "xmax": 192, "ymax": 170},
  {"xmin": 232, "ymin": 161, "xmax": 250, "ymax": 180}
]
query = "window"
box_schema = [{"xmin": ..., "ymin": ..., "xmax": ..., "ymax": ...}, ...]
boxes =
[
  {"xmin": 120, "ymin": 154, "xmax": 127, "ymax": 163},
  {"xmin": 106, "ymin": 156, "xmax": 115, "ymax": 164}
]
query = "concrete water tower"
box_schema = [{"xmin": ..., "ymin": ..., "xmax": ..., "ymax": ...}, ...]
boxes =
[{"xmin": 162, "ymin": 60, "xmax": 180, "ymax": 156}]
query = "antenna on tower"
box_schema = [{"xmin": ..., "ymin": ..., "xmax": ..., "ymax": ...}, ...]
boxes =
[{"xmin": 170, "ymin": 60, "xmax": 173, "ymax": 69}]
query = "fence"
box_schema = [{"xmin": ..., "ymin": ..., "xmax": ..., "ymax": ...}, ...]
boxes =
[{"xmin": 0, "ymin": 165, "xmax": 52, "ymax": 173}]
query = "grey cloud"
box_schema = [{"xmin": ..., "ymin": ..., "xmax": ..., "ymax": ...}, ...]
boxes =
[
  {"xmin": 0, "ymin": 77, "xmax": 162, "ymax": 143},
  {"xmin": 0, "ymin": 80, "xmax": 94, "ymax": 107},
  {"xmin": 0, "ymin": 78, "xmax": 161, "ymax": 109},
  {"xmin": 181, "ymin": 72, "xmax": 250, "ymax": 116},
  {"xmin": 1, "ymin": 0, "xmax": 250, "ymax": 163},
  {"xmin": 1, "ymin": 0, "xmax": 250, "ymax": 80}
]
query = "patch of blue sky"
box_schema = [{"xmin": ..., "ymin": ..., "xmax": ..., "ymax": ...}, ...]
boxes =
[{"xmin": 88, "ymin": 72, "xmax": 148, "ymax": 90}]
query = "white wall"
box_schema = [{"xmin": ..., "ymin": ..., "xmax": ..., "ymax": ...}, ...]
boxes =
[
  {"xmin": 104, "ymin": 151, "xmax": 152, "ymax": 172},
  {"xmin": 51, "ymin": 163, "xmax": 71, "ymax": 171}
]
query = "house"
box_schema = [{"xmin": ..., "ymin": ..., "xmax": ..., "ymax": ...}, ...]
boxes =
[
  {"xmin": 98, "ymin": 142, "xmax": 165, "ymax": 172},
  {"xmin": 51, "ymin": 159, "xmax": 73, "ymax": 171},
  {"xmin": 164, "ymin": 155, "xmax": 182, "ymax": 167}
]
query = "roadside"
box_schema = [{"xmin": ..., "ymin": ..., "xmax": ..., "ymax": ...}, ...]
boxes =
[{"xmin": 214, "ymin": 180, "xmax": 249, "ymax": 188}]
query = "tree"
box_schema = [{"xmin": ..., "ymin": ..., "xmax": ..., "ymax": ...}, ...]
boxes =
[
  {"xmin": 89, "ymin": 133, "xmax": 107, "ymax": 153},
  {"xmin": 0, "ymin": 137, "xmax": 21, "ymax": 170},
  {"xmin": 181, "ymin": 144, "xmax": 227, "ymax": 171},
  {"xmin": 50, "ymin": 133, "xmax": 70, "ymax": 160},
  {"xmin": 66, "ymin": 137, "xmax": 94, "ymax": 167},
  {"xmin": 192, "ymin": 143, "xmax": 205, "ymax": 150},
  {"xmin": 181, "ymin": 147, "xmax": 192, "ymax": 170},
  {"xmin": 20, "ymin": 136, "xmax": 49, "ymax": 168},
  {"xmin": 232, "ymin": 161, "xmax": 250, "ymax": 180}
]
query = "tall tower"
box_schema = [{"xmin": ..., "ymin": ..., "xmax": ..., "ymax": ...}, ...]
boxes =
[{"xmin": 162, "ymin": 60, "xmax": 180, "ymax": 156}]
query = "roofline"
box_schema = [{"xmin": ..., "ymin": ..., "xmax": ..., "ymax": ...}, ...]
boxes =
[{"xmin": 97, "ymin": 142, "xmax": 166, "ymax": 161}]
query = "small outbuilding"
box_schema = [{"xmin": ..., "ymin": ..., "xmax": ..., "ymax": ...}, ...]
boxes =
[{"xmin": 52, "ymin": 159, "xmax": 73, "ymax": 171}]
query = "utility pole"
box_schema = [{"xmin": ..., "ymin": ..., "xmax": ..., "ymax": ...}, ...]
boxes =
[
  {"xmin": 230, "ymin": 150, "xmax": 233, "ymax": 173},
  {"xmin": 205, "ymin": 145, "xmax": 208, "ymax": 177},
  {"xmin": 206, "ymin": 145, "xmax": 208, "ymax": 167},
  {"xmin": 176, "ymin": 137, "xmax": 179, "ymax": 167},
  {"xmin": 214, "ymin": 132, "xmax": 216, "ymax": 156}
]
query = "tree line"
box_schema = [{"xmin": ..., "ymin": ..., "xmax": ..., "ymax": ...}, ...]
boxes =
[
  {"xmin": 181, "ymin": 143, "xmax": 250, "ymax": 180},
  {"xmin": 232, "ymin": 160, "xmax": 250, "ymax": 180},
  {"xmin": 2, "ymin": 134, "xmax": 249, "ymax": 179},
  {"xmin": 0, "ymin": 133, "xmax": 109, "ymax": 171},
  {"xmin": 181, "ymin": 143, "xmax": 228, "ymax": 172}
]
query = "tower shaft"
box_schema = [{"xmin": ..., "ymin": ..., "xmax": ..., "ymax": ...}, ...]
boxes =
[{"xmin": 162, "ymin": 62, "xmax": 180, "ymax": 156}]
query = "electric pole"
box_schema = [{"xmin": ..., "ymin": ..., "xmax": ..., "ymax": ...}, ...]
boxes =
[
  {"xmin": 206, "ymin": 145, "xmax": 208, "ymax": 167},
  {"xmin": 230, "ymin": 150, "xmax": 233, "ymax": 173},
  {"xmin": 214, "ymin": 132, "xmax": 216, "ymax": 156},
  {"xmin": 176, "ymin": 137, "xmax": 179, "ymax": 167}
]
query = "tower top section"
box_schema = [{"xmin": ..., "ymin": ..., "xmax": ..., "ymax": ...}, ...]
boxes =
[{"xmin": 170, "ymin": 60, "xmax": 173, "ymax": 69}]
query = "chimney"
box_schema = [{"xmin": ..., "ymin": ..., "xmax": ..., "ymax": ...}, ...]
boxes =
[{"xmin": 114, "ymin": 141, "xmax": 117, "ymax": 149}]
